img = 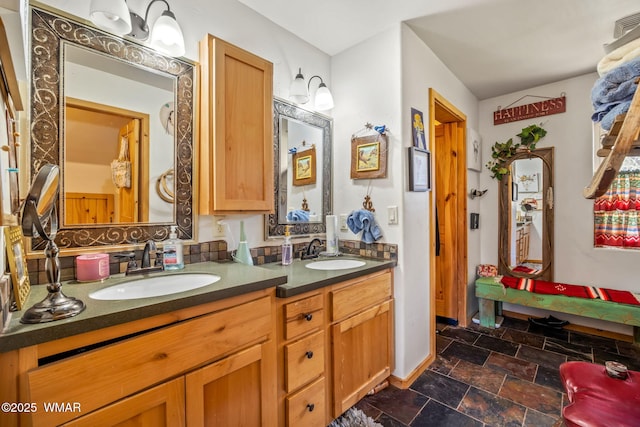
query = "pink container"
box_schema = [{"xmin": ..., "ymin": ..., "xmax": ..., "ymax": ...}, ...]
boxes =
[{"xmin": 75, "ymin": 253, "xmax": 110, "ymax": 282}]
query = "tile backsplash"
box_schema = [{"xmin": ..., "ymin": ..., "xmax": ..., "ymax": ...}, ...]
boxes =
[{"xmin": 27, "ymin": 239, "xmax": 398, "ymax": 285}]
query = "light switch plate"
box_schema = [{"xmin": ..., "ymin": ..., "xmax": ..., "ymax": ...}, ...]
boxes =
[
  {"xmin": 340, "ymin": 214, "xmax": 348, "ymax": 231},
  {"xmin": 388, "ymin": 206, "xmax": 398, "ymax": 225}
]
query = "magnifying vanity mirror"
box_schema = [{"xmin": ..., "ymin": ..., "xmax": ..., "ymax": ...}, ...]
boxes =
[
  {"xmin": 266, "ymin": 98, "xmax": 333, "ymax": 238},
  {"xmin": 498, "ymin": 147, "xmax": 554, "ymax": 281},
  {"xmin": 29, "ymin": 5, "xmax": 195, "ymax": 252}
]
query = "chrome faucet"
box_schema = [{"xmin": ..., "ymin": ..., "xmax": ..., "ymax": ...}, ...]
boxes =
[{"xmin": 301, "ymin": 238, "xmax": 323, "ymax": 260}]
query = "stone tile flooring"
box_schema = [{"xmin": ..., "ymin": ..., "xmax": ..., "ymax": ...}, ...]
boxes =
[{"xmin": 355, "ymin": 316, "xmax": 640, "ymax": 427}]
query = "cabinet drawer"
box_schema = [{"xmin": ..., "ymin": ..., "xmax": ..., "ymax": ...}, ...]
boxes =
[
  {"xmin": 330, "ymin": 271, "xmax": 391, "ymax": 322},
  {"xmin": 27, "ymin": 296, "xmax": 272, "ymax": 427},
  {"xmin": 286, "ymin": 377, "xmax": 326, "ymax": 427},
  {"xmin": 284, "ymin": 293, "xmax": 323, "ymax": 340},
  {"xmin": 285, "ymin": 331, "xmax": 325, "ymax": 393}
]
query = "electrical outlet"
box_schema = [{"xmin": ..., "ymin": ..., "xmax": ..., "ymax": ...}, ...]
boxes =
[
  {"xmin": 211, "ymin": 216, "xmax": 226, "ymax": 238},
  {"xmin": 339, "ymin": 214, "xmax": 348, "ymax": 231}
]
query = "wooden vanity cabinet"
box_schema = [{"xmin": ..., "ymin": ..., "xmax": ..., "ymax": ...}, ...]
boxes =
[
  {"xmin": 198, "ymin": 33, "xmax": 274, "ymax": 214},
  {"xmin": 277, "ymin": 291, "xmax": 327, "ymax": 427},
  {"xmin": 1, "ymin": 289, "xmax": 277, "ymax": 427},
  {"xmin": 276, "ymin": 269, "xmax": 394, "ymax": 426},
  {"xmin": 515, "ymin": 223, "xmax": 531, "ymax": 265},
  {"xmin": 329, "ymin": 270, "xmax": 394, "ymax": 418}
]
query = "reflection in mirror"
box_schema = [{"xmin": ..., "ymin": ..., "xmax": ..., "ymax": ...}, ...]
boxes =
[
  {"xmin": 279, "ymin": 116, "xmax": 323, "ymax": 223},
  {"xmin": 29, "ymin": 6, "xmax": 194, "ymax": 252},
  {"xmin": 63, "ymin": 44, "xmax": 175, "ymax": 226},
  {"xmin": 499, "ymin": 147, "xmax": 554, "ymax": 281},
  {"xmin": 266, "ymin": 98, "xmax": 332, "ymax": 238}
]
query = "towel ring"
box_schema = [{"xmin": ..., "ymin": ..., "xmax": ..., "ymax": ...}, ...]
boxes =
[{"xmin": 156, "ymin": 168, "xmax": 174, "ymax": 203}]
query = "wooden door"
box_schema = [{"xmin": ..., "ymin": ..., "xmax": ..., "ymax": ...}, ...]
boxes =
[
  {"xmin": 185, "ymin": 343, "xmax": 276, "ymax": 427},
  {"xmin": 62, "ymin": 377, "xmax": 185, "ymax": 427},
  {"xmin": 117, "ymin": 119, "xmax": 140, "ymax": 223},
  {"xmin": 434, "ymin": 123, "xmax": 459, "ymax": 319}
]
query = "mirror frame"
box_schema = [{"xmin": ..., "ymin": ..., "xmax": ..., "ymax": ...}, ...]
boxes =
[
  {"xmin": 498, "ymin": 147, "xmax": 554, "ymax": 281},
  {"xmin": 29, "ymin": 6, "xmax": 195, "ymax": 253},
  {"xmin": 265, "ymin": 98, "xmax": 333, "ymax": 238}
]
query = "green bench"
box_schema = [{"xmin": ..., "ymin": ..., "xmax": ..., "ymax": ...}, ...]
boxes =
[{"xmin": 475, "ymin": 277, "xmax": 640, "ymax": 344}]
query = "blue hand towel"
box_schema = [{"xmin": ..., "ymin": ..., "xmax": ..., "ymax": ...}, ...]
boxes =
[
  {"xmin": 591, "ymin": 57, "xmax": 640, "ymax": 123},
  {"xmin": 287, "ymin": 209, "xmax": 310, "ymax": 222},
  {"xmin": 347, "ymin": 209, "xmax": 382, "ymax": 244}
]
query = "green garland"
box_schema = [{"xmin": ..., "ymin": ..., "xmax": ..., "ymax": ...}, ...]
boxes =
[{"xmin": 486, "ymin": 123, "xmax": 547, "ymax": 180}]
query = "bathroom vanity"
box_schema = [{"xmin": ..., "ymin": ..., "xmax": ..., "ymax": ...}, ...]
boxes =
[{"xmin": 0, "ymin": 257, "xmax": 395, "ymax": 427}]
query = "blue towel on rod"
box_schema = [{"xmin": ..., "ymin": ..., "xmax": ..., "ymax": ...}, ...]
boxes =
[
  {"xmin": 591, "ymin": 57, "xmax": 640, "ymax": 126},
  {"xmin": 287, "ymin": 209, "xmax": 310, "ymax": 222},
  {"xmin": 347, "ymin": 209, "xmax": 382, "ymax": 244}
]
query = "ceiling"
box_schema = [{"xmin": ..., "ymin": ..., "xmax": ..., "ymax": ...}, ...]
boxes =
[{"xmin": 238, "ymin": 0, "xmax": 640, "ymax": 100}]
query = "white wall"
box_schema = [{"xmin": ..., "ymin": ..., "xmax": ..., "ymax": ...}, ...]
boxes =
[
  {"xmin": 330, "ymin": 23, "xmax": 481, "ymax": 379},
  {"xmin": 479, "ymin": 72, "xmax": 639, "ymax": 335}
]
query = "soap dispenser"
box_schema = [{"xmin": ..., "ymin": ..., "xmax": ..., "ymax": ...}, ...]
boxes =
[
  {"xmin": 281, "ymin": 225, "xmax": 293, "ymax": 265},
  {"xmin": 163, "ymin": 225, "xmax": 184, "ymax": 270}
]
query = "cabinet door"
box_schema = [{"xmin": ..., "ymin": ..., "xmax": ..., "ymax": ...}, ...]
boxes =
[
  {"xmin": 185, "ymin": 343, "xmax": 276, "ymax": 427},
  {"xmin": 62, "ymin": 377, "xmax": 185, "ymax": 427},
  {"xmin": 332, "ymin": 300, "xmax": 393, "ymax": 417},
  {"xmin": 199, "ymin": 34, "xmax": 274, "ymax": 213}
]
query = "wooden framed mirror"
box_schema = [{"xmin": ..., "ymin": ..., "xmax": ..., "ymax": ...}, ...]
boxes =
[
  {"xmin": 498, "ymin": 147, "xmax": 554, "ymax": 281},
  {"xmin": 29, "ymin": 5, "xmax": 195, "ymax": 253}
]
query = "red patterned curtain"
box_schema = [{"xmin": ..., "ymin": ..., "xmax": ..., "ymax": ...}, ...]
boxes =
[{"xmin": 594, "ymin": 171, "xmax": 640, "ymax": 248}]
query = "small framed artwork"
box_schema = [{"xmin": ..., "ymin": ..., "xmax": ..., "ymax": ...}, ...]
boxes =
[
  {"xmin": 292, "ymin": 146, "xmax": 316, "ymax": 186},
  {"xmin": 4, "ymin": 226, "xmax": 30, "ymax": 310},
  {"xmin": 411, "ymin": 108, "xmax": 427, "ymax": 150},
  {"xmin": 517, "ymin": 172, "xmax": 540, "ymax": 193},
  {"xmin": 467, "ymin": 128, "xmax": 482, "ymax": 172},
  {"xmin": 350, "ymin": 134, "xmax": 388, "ymax": 179},
  {"xmin": 511, "ymin": 181, "xmax": 518, "ymax": 201},
  {"xmin": 408, "ymin": 146, "xmax": 431, "ymax": 192}
]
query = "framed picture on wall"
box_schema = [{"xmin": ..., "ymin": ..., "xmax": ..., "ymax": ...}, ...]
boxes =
[
  {"xmin": 350, "ymin": 134, "xmax": 388, "ymax": 179},
  {"xmin": 467, "ymin": 128, "xmax": 482, "ymax": 172},
  {"xmin": 292, "ymin": 146, "xmax": 316, "ymax": 186},
  {"xmin": 408, "ymin": 146, "xmax": 431, "ymax": 192},
  {"xmin": 411, "ymin": 108, "xmax": 427, "ymax": 150}
]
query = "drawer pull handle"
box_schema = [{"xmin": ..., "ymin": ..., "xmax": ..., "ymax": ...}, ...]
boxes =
[
  {"xmin": 307, "ymin": 403, "xmax": 315, "ymax": 412},
  {"xmin": 305, "ymin": 351, "xmax": 314, "ymax": 359},
  {"xmin": 303, "ymin": 313, "xmax": 313, "ymax": 321}
]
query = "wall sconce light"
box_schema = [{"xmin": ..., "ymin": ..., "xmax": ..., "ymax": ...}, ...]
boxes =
[
  {"xmin": 89, "ymin": 0, "xmax": 185, "ymax": 57},
  {"xmin": 289, "ymin": 68, "xmax": 334, "ymax": 110}
]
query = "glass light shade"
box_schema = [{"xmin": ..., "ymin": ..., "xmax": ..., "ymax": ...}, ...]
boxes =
[
  {"xmin": 314, "ymin": 83, "xmax": 334, "ymax": 110},
  {"xmin": 89, "ymin": 0, "xmax": 132, "ymax": 35},
  {"xmin": 290, "ymin": 68, "xmax": 309, "ymax": 104},
  {"xmin": 150, "ymin": 11, "xmax": 185, "ymax": 57}
]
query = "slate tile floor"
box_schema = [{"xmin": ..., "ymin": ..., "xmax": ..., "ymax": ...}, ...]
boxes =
[{"xmin": 355, "ymin": 316, "xmax": 640, "ymax": 427}]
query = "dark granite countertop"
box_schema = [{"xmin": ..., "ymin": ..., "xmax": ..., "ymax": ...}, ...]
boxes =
[
  {"xmin": 0, "ymin": 261, "xmax": 287, "ymax": 353},
  {"xmin": 0, "ymin": 256, "xmax": 396, "ymax": 353},
  {"xmin": 261, "ymin": 256, "xmax": 397, "ymax": 298}
]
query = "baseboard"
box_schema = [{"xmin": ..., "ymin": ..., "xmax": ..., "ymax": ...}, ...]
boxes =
[
  {"xmin": 389, "ymin": 353, "xmax": 435, "ymax": 389},
  {"xmin": 502, "ymin": 310, "xmax": 633, "ymax": 343}
]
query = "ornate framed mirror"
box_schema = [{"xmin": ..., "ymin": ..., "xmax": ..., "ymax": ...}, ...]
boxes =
[
  {"xmin": 29, "ymin": 5, "xmax": 195, "ymax": 253},
  {"xmin": 498, "ymin": 147, "xmax": 554, "ymax": 281},
  {"xmin": 265, "ymin": 98, "xmax": 333, "ymax": 238}
]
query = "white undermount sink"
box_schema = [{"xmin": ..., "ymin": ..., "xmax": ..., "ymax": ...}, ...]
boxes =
[
  {"xmin": 89, "ymin": 273, "xmax": 221, "ymax": 300},
  {"xmin": 305, "ymin": 259, "xmax": 366, "ymax": 271}
]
